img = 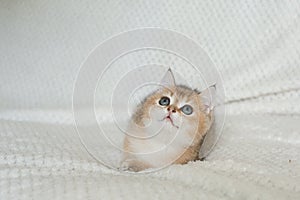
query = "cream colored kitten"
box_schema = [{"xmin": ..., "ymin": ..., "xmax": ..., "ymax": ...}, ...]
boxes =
[{"xmin": 121, "ymin": 68, "xmax": 215, "ymax": 172}]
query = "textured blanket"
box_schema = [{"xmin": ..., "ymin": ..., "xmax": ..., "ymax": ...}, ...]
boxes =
[{"xmin": 1, "ymin": 0, "xmax": 300, "ymax": 199}]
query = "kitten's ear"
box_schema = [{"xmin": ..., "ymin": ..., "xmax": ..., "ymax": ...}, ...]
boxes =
[
  {"xmin": 160, "ymin": 68, "xmax": 176, "ymax": 88},
  {"xmin": 199, "ymin": 84, "xmax": 216, "ymax": 114}
]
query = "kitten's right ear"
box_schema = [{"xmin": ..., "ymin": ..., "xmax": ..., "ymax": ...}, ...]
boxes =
[
  {"xmin": 160, "ymin": 68, "xmax": 176, "ymax": 88},
  {"xmin": 199, "ymin": 84, "xmax": 216, "ymax": 114}
]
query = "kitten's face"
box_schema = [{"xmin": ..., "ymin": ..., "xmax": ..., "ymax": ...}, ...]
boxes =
[{"xmin": 141, "ymin": 86, "xmax": 205, "ymax": 137}]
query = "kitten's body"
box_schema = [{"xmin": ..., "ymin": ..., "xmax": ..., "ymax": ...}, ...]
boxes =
[{"xmin": 121, "ymin": 69, "xmax": 214, "ymax": 172}]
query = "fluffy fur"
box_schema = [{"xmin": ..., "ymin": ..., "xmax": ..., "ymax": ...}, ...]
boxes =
[{"xmin": 120, "ymin": 69, "xmax": 214, "ymax": 172}]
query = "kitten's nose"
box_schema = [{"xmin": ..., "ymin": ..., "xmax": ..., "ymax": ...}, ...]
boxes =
[{"xmin": 167, "ymin": 106, "xmax": 177, "ymax": 113}]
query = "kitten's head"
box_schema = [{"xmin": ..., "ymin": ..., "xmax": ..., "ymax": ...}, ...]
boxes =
[{"xmin": 133, "ymin": 68, "xmax": 215, "ymax": 139}]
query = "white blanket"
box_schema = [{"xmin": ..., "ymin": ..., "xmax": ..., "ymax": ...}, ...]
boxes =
[{"xmin": 1, "ymin": 0, "xmax": 300, "ymax": 199}]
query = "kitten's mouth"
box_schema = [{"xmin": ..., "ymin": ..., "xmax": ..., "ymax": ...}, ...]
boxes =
[{"xmin": 161, "ymin": 115, "xmax": 179, "ymax": 129}]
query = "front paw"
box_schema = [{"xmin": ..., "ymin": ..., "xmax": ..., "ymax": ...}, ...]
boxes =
[
  {"xmin": 119, "ymin": 159, "xmax": 143, "ymax": 172},
  {"xmin": 119, "ymin": 160, "xmax": 131, "ymax": 171}
]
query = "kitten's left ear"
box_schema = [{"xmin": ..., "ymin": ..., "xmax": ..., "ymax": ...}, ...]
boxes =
[
  {"xmin": 160, "ymin": 68, "xmax": 176, "ymax": 88},
  {"xmin": 199, "ymin": 84, "xmax": 216, "ymax": 114}
]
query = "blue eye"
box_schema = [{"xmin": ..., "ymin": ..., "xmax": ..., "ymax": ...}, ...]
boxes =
[
  {"xmin": 181, "ymin": 105, "xmax": 193, "ymax": 115},
  {"xmin": 159, "ymin": 96, "xmax": 170, "ymax": 106}
]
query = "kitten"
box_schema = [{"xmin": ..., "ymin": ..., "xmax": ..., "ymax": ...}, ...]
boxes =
[{"xmin": 120, "ymin": 68, "xmax": 215, "ymax": 172}]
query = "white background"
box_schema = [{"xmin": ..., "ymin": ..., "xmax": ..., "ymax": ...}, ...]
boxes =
[{"xmin": 0, "ymin": 1, "xmax": 300, "ymax": 199}]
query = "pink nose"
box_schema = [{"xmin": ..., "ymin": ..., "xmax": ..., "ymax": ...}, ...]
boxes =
[{"xmin": 167, "ymin": 106, "xmax": 176, "ymax": 113}]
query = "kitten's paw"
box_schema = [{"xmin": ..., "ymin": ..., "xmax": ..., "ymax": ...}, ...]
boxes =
[
  {"xmin": 119, "ymin": 160, "xmax": 131, "ymax": 171},
  {"xmin": 119, "ymin": 160, "xmax": 142, "ymax": 172}
]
